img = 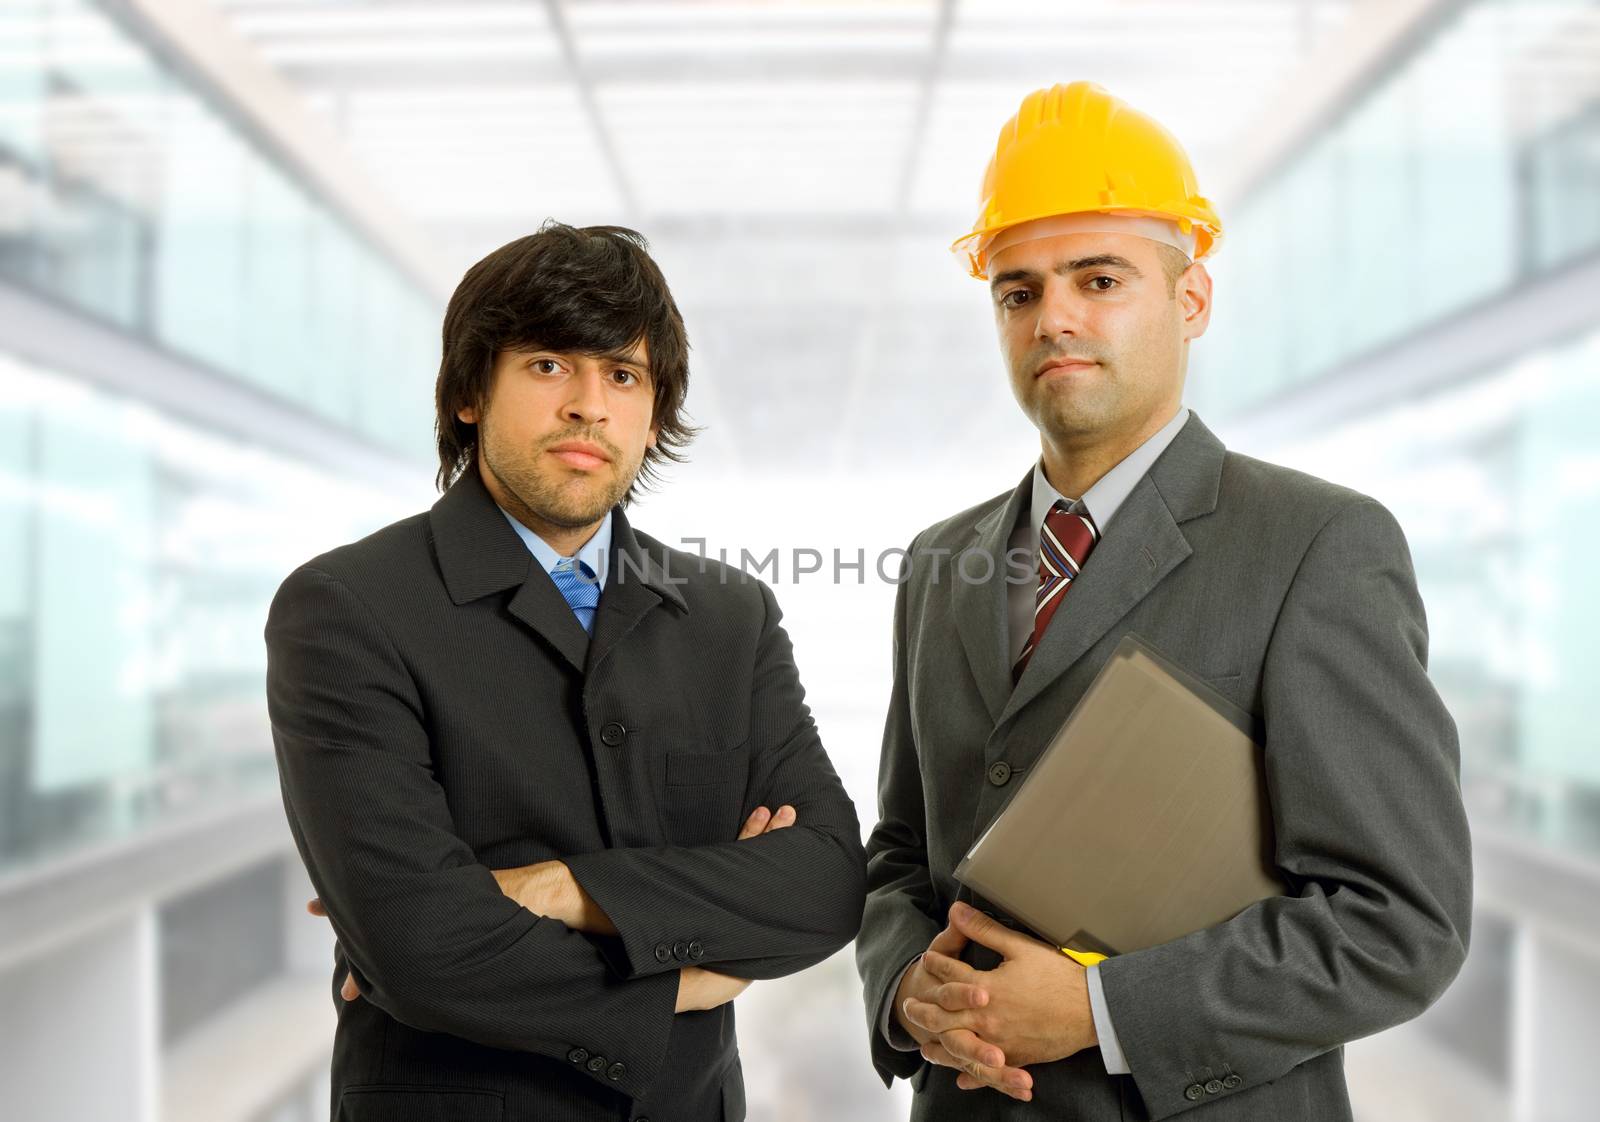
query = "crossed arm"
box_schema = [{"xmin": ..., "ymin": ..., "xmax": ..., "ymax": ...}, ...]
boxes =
[
  {"xmin": 305, "ymin": 803, "xmax": 799, "ymax": 1013},
  {"xmin": 267, "ymin": 564, "xmax": 865, "ymax": 1103}
]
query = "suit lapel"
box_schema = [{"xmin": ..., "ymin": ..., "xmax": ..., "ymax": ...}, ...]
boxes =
[
  {"xmin": 430, "ymin": 466, "xmax": 686, "ymax": 675},
  {"xmin": 953, "ymin": 467, "xmax": 1034, "ymax": 726},
  {"xmin": 993, "ymin": 411, "xmax": 1227, "ymax": 729},
  {"xmin": 584, "ymin": 504, "xmax": 687, "ymax": 679}
]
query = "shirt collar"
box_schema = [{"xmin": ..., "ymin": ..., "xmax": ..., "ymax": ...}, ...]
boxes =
[
  {"xmin": 496, "ymin": 504, "xmax": 613, "ymax": 590},
  {"xmin": 1030, "ymin": 406, "xmax": 1191, "ymax": 534}
]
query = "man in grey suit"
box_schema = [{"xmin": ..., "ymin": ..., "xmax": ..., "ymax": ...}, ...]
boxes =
[{"xmin": 855, "ymin": 81, "xmax": 1472, "ymax": 1120}]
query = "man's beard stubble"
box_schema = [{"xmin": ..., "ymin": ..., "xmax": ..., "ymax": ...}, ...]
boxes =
[
  {"xmin": 483, "ymin": 429, "xmax": 638, "ymax": 531},
  {"xmin": 1018, "ymin": 362, "xmax": 1121, "ymax": 442}
]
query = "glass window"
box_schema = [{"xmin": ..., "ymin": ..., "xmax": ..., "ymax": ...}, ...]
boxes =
[{"xmin": 152, "ymin": 95, "xmax": 245, "ymax": 375}]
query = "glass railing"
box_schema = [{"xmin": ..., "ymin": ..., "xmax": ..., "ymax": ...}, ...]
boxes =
[
  {"xmin": 0, "ymin": 0, "xmax": 440, "ymax": 460},
  {"xmin": 1189, "ymin": 0, "xmax": 1598, "ymax": 421},
  {"xmin": 0, "ymin": 352, "xmax": 423, "ymax": 876},
  {"xmin": 1258, "ymin": 320, "xmax": 1600, "ymax": 862}
]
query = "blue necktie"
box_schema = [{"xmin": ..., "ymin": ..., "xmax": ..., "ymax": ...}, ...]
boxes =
[{"xmin": 550, "ymin": 558, "xmax": 600, "ymax": 635}]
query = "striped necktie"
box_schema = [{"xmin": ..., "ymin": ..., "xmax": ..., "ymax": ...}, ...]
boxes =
[
  {"xmin": 550, "ymin": 557, "xmax": 600, "ymax": 635},
  {"xmin": 1012, "ymin": 499, "xmax": 1100, "ymax": 683}
]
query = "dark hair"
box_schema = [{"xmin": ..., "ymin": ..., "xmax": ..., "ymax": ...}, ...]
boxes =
[{"xmin": 434, "ymin": 220, "xmax": 698, "ymax": 498}]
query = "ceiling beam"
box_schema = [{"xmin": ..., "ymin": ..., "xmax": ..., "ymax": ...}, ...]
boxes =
[
  {"xmin": 266, "ymin": 47, "xmax": 1285, "ymax": 89},
  {"xmin": 126, "ymin": 0, "xmax": 457, "ymax": 299},
  {"xmin": 891, "ymin": 0, "xmax": 954, "ymax": 215},
  {"xmin": 825, "ymin": 0, "xmax": 957, "ymax": 473},
  {"xmin": 539, "ymin": 0, "xmax": 638, "ymax": 217},
  {"xmin": 1212, "ymin": 0, "xmax": 1467, "ymax": 206}
]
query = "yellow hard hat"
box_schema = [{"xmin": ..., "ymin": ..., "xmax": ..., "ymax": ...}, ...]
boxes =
[{"xmin": 951, "ymin": 81, "xmax": 1224, "ymax": 280}]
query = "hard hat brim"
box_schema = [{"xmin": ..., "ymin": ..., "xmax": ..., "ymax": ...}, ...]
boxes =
[{"xmin": 953, "ymin": 204, "xmax": 1223, "ymax": 280}]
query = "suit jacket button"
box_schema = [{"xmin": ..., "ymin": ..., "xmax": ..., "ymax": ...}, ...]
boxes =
[
  {"xmin": 600, "ymin": 722, "xmax": 627, "ymax": 747},
  {"xmin": 567, "ymin": 1047, "xmax": 588, "ymax": 1064},
  {"xmin": 672, "ymin": 940, "xmax": 690, "ymax": 961},
  {"xmin": 688, "ymin": 940, "xmax": 704, "ymax": 960},
  {"xmin": 653, "ymin": 942, "xmax": 672, "ymax": 963},
  {"xmin": 987, "ymin": 761, "xmax": 1012, "ymax": 786},
  {"xmin": 586, "ymin": 1055, "xmax": 607, "ymax": 1073},
  {"xmin": 1222, "ymin": 1074, "xmax": 1242, "ymax": 1089},
  {"xmin": 1184, "ymin": 1083, "xmax": 1205, "ymax": 1101},
  {"xmin": 607, "ymin": 1062, "xmax": 627, "ymax": 1081},
  {"xmin": 1205, "ymin": 1079, "xmax": 1223, "ymax": 1094}
]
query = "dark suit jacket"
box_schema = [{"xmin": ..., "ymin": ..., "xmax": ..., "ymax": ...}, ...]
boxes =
[
  {"xmin": 856, "ymin": 411, "xmax": 1473, "ymax": 1120},
  {"xmin": 264, "ymin": 464, "xmax": 866, "ymax": 1122}
]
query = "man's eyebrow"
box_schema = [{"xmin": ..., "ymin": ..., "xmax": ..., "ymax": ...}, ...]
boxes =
[
  {"xmin": 1059, "ymin": 254, "xmax": 1143, "ymax": 277},
  {"xmin": 594, "ymin": 347, "xmax": 653, "ymax": 377},
  {"xmin": 989, "ymin": 254, "xmax": 1144, "ymax": 294},
  {"xmin": 989, "ymin": 268, "xmax": 1035, "ymax": 293}
]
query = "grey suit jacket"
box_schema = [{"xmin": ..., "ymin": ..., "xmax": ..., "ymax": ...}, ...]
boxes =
[{"xmin": 855, "ymin": 410, "xmax": 1472, "ymax": 1121}]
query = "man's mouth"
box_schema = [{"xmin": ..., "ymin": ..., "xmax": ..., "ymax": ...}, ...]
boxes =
[
  {"xmin": 546, "ymin": 441, "xmax": 612, "ymax": 470},
  {"xmin": 1036, "ymin": 357, "xmax": 1099, "ymax": 379}
]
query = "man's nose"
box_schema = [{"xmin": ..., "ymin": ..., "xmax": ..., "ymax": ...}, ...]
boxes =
[
  {"xmin": 562, "ymin": 368, "xmax": 609, "ymax": 423},
  {"xmin": 1034, "ymin": 283, "xmax": 1086, "ymax": 339}
]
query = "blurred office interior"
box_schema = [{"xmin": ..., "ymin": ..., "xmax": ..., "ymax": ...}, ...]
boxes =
[{"xmin": 1, "ymin": 1, "xmax": 1598, "ymax": 1119}]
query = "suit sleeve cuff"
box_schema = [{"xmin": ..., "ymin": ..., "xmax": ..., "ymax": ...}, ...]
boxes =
[
  {"xmin": 879, "ymin": 954, "xmax": 924, "ymax": 1052},
  {"xmin": 1086, "ymin": 961, "xmax": 1131, "ymax": 1075},
  {"xmin": 562, "ymin": 851, "xmax": 680, "ymax": 979}
]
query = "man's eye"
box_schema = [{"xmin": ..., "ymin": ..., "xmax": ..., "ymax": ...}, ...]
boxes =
[
  {"xmin": 611, "ymin": 369, "xmax": 637, "ymax": 384},
  {"xmin": 532, "ymin": 359, "xmax": 562, "ymax": 374},
  {"xmin": 1000, "ymin": 289, "xmax": 1032, "ymax": 309},
  {"xmin": 1088, "ymin": 275, "xmax": 1119, "ymax": 291}
]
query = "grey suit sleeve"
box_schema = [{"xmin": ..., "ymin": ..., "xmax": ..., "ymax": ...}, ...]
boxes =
[
  {"xmin": 879, "ymin": 954, "xmax": 924, "ymax": 1050},
  {"xmin": 856, "ymin": 535, "xmax": 944, "ymax": 1088},
  {"xmin": 1095, "ymin": 498, "xmax": 1472, "ymax": 1119},
  {"xmin": 562, "ymin": 578, "xmax": 867, "ymax": 981},
  {"xmin": 265, "ymin": 565, "xmax": 678, "ymax": 1104}
]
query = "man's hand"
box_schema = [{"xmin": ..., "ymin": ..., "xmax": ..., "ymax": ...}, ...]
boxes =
[
  {"xmin": 490, "ymin": 860, "xmax": 616, "ymax": 936},
  {"xmin": 674, "ymin": 965, "xmax": 752, "ymax": 1012},
  {"xmin": 306, "ymin": 802, "xmax": 799, "ymax": 1004},
  {"xmin": 671, "ymin": 803, "xmax": 793, "ymax": 1013},
  {"xmin": 893, "ymin": 914, "xmax": 1034, "ymax": 1101},
  {"xmin": 304, "ymin": 896, "xmax": 364, "ymax": 1001},
  {"xmin": 737, "ymin": 803, "xmax": 795, "ymax": 838},
  {"xmin": 906, "ymin": 901, "xmax": 1098, "ymax": 1092}
]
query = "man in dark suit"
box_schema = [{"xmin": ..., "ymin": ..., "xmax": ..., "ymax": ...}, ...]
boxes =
[
  {"xmin": 265, "ymin": 221, "xmax": 866, "ymax": 1122},
  {"xmin": 855, "ymin": 82, "xmax": 1472, "ymax": 1119}
]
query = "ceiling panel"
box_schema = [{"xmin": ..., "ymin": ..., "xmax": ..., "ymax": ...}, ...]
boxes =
[
  {"xmin": 208, "ymin": 0, "xmax": 1355, "ymax": 234},
  {"xmin": 200, "ymin": 0, "xmax": 1363, "ymax": 473}
]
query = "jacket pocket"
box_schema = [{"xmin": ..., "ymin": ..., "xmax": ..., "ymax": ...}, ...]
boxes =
[
  {"xmin": 660, "ymin": 740, "xmax": 751, "ymax": 845},
  {"xmin": 337, "ymin": 1084, "xmax": 503, "ymax": 1122}
]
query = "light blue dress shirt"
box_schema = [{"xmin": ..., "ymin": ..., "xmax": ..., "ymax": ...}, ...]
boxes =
[
  {"xmin": 882, "ymin": 405, "xmax": 1192, "ymax": 1078},
  {"xmin": 496, "ymin": 503, "xmax": 613, "ymax": 630}
]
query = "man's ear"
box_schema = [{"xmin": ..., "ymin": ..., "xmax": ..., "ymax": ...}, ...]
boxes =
[
  {"xmin": 1179, "ymin": 262, "xmax": 1212, "ymax": 340},
  {"xmin": 646, "ymin": 424, "xmax": 659, "ymax": 450},
  {"xmin": 457, "ymin": 405, "xmax": 478, "ymax": 424}
]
